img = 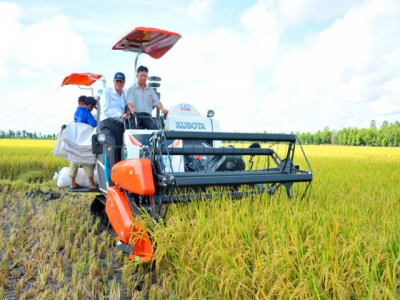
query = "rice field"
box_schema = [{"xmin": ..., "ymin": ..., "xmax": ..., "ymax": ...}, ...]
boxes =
[
  {"xmin": 0, "ymin": 139, "xmax": 67, "ymax": 182},
  {"xmin": 0, "ymin": 139, "xmax": 399, "ymax": 299}
]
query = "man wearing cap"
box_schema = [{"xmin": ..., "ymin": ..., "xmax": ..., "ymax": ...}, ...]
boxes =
[
  {"xmin": 74, "ymin": 96, "xmax": 97, "ymax": 127},
  {"xmin": 99, "ymin": 72, "xmax": 130, "ymax": 184},
  {"xmin": 69, "ymin": 96, "xmax": 98, "ymax": 190},
  {"xmin": 126, "ymin": 65, "xmax": 168, "ymax": 129}
]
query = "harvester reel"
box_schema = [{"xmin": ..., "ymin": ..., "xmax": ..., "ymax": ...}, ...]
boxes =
[
  {"xmin": 267, "ymin": 182, "xmax": 294, "ymax": 198},
  {"xmin": 269, "ymin": 157, "xmax": 297, "ymax": 198}
]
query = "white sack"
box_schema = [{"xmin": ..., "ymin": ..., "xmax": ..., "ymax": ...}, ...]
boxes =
[
  {"xmin": 53, "ymin": 127, "xmax": 68, "ymax": 159},
  {"xmin": 64, "ymin": 143, "xmax": 95, "ymax": 158},
  {"xmin": 61, "ymin": 122, "xmax": 97, "ymax": 164},
  {"xmin": 63, "ymin": 122, "xmax": 96, "ymax": 152}
]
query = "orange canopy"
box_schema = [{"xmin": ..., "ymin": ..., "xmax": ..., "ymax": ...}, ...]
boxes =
[
  {"xmin": 60, "ymin": 73, "xmax": 103, "ymax": 87},
  {"xmin": 112, "ymin": 27, "xmax": 181, "ymax": 59}
]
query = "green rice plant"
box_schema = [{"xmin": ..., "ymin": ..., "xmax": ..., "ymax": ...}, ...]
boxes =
[
  {"xmin": 1, "ymin": 144, "xmax": 399, "ymax": 298},
  {"xmin": 148, "ymin": 145, "xmax": 400, "ymax": 298},
  {"xmin": 37, "ymin": 264, "xmax": 50, "ymax": 291},
  {"xmin": 15, "ymin": 277, "xmax": 24, "ymax": 298},
  {"xmin": 109, "ymin": 277, "xmax": 121, "ymax": 299},
  {"xmin": 0, "ymin": 139, "xmax": 68, "ymax": 181}
]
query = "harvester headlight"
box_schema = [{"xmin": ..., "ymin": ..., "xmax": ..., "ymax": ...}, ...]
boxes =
[{"xmin": 92, "ymin": 133, "xmax": 106, "ymax": 154}]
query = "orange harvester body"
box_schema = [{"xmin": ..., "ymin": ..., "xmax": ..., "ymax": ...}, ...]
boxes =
[
  {"xmin": 111, "ymin": 159, "xmax": 155, "ymax": 195},
  {"xmin": 105, "ymin": 159, "xmax": 155, "ymax": 262}
]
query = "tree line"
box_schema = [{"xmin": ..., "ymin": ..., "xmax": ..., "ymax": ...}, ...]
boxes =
[
  {"xmin": 296, "ymin": 120, "xmax": 400, "ymax": 147},
  {"xmin": 0, "ymin": 130, "xmax": 56, "ymax": 140}
]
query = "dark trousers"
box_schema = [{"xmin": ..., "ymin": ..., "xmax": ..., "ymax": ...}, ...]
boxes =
[
  {"xmin": 127, "ymin": 113, "xmax": 158, "ymax": 130},
  {"xmin": 100, "ymin": 119, "xmax": 124, "ymax": 183}
]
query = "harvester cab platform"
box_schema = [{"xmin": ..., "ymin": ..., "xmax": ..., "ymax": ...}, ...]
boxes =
[{"xmin": 56, "ymin": 27, "xmax": 313, "ymax": 262}]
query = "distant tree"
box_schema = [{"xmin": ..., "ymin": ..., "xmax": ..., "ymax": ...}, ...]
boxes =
[{"xmin": 321, "ymin": 126, "xmax": 332, "ymax": 144}]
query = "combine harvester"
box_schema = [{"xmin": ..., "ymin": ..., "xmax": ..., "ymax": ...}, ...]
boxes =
[{"xmin": 59, "ymin": 27, "xmax": 313, "ymax": 262}]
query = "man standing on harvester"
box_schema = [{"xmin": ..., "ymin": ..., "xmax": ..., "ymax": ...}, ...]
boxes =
[
  {"xmin": 126, "ymin": 65, "xmax": 168, "ymax": 129},
  {"xmin": 78, "ymin": 95, "xmax": 87, "ymax": 107},
  {"xmin": 69, "ymin": 96, "xmax": 98, "ymax": 190}
]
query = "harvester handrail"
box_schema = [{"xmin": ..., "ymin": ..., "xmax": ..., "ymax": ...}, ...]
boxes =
[
  {"xmin": 161, "ymin": 147, "xmax": 275, "ymax": 156},
  {"xmin": 163, "ymin": 131, "xmax": 297, "ymax": 142}
]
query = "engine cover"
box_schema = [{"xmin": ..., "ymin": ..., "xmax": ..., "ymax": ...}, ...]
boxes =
[{"xmin": 111, "ymin": 158, "xmax": 155, "ymax": 195}]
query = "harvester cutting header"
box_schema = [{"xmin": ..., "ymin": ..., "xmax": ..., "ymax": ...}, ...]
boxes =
[{"xmin": 56, "ymin": 27, "xmax": 313, "ymax": 262}]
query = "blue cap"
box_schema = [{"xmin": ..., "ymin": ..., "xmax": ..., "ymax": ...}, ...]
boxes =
[
  {"xmin": 85, "ymin": 96, "xmax": 97, "ymax": 107},
  {"xmin": 114, "ymin": 72, "xmax": 125, "ymax": 81}
]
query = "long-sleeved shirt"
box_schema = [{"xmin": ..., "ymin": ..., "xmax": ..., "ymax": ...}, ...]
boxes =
[
  {"xmin": 74, "ymin": 106, "xmax": 97, "ymax": 127},
  {"xmin": 100, "ymin": 87, "xmax": 126, "ymax": 122}
]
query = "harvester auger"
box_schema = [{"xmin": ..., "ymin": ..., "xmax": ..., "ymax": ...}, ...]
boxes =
[
  {"xmin": 145, "ymin": 130, "xmax": 313, "ymax": 217},
  {"xmin": 58, "ymin": 26, "xmax": 313, "ymax": 263}
]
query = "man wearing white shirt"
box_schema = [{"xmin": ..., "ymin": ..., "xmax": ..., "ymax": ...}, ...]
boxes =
[{"xmin": 99, "ymin": 72, "xmax": 129, "ymax": 183}]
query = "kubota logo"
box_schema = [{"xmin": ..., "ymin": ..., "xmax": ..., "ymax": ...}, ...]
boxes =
[{"xmin": 176, "ymin": 122, "xmax": 206, "ymax": 130}]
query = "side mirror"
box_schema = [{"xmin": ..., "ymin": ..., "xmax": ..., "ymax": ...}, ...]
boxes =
[
  {"xmin": 92, "ymin": 133, "xmax": 105, "ymax": 154},
  {"xmin": 207, "ymin": 110, "xmax": 214, "ymax": 118}
]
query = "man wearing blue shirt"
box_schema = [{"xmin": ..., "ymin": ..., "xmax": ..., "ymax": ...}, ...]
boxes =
[
  {"xmin": 99, "ymin": 72, "xmax": 130, "ymax": 184},
  {"xmin": 74, "ymin": 97, "xmax": 97, "ymax": 127},
  {"xmin": 69, "ymin": 96, "xmax": 98, "ymax": 190}
]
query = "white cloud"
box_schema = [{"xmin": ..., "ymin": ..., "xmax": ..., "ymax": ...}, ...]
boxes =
[
  {"xmin": 241, "ymin": 5, "xmax": 276, "ymax": 32},
  {"xmin": 265, "ymin": 0, "xmax": 400, "ymax": 132},
  {"xmin": 147, "ymin": 0, "xmax": 400, "ymax": 133},
  {"xmin": 1, "ymin": 0, "xmax": 400, "ymax": 135},
  {"xmin": 240, "ymin": 5, "xmax": 280, "ymax": 63},
  {"xmin": 0, "ymin": 2, "xmax": 22, "ymax": 76},
  {"xmin": 187, "ymin": 0, "xmax": 213, "ymax": 21},
  {"xmin": 0, "ymin": 86, "xmax": 76, "ymax": 134},
  {"xmin": 145, "ymin": 27, "xmax": 259, "ymax": 130},
  {"xmin": 368, "ymin": 78, "xmax": 400, "ymax": 115},
  {"xmin": 0, "ymin": 2, "xmax": 91, "ymax": 134},
  {"xmin": 0, "ymin": 4, "xmax": 88, "ymax": 78},
  {"xmin": 259, "ymin": 0, "xmax": 365, "ymax": 26}
]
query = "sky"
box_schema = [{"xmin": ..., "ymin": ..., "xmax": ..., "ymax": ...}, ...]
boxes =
[{"xmin": 0, "ymin": 0, "xmax": 399, "ymax": 135}]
